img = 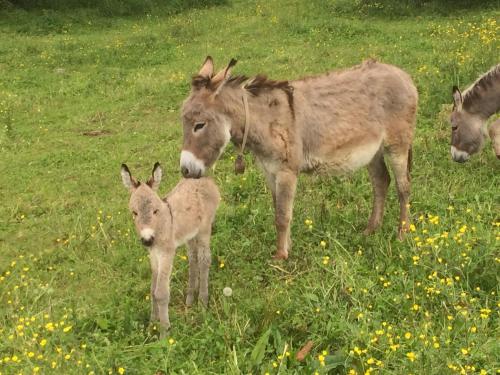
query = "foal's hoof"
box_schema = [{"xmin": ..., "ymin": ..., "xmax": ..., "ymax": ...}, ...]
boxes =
[
  {"xmin": 186, "ymin": 295, "xmax": 195, "ymax": 307},
  {"xmin": 272, "ymin": 250, "xmax": 288, "ymax": 260}
]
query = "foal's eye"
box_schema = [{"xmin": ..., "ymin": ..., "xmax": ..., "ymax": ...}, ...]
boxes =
[
  {"xmin": 452, "ymin": 125, "xmax": 458, "ymax": 131},
  {"xmin": 153, "ymin": 209, "xmax": 159, "ymax": 215},
  {"xmin": 132, "ymin": 211, "xmax": 138, "ymax": 217},
  {"xmin": 194, "ymin": 122, "xmax": 206, "ymax": 132}
]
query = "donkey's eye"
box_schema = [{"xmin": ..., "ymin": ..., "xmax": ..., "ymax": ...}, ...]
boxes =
[
  {"xmin": 153, "ymin": 209, "xmax": 159, "ymax": 215},
  {"xmin": 194, "ymin": 122, "xmax": 206, "ymax": 132},
  {"xmin": 132, "ymin": 211, "xmax": 138, "ymax": 217},
  {"xmin": 452, "ymin": 125, "xmax": 458, "ymax": 131}
]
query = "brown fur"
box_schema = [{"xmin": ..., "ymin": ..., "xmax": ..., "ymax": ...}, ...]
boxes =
[{"xmin": 180, "ymin": 57, "xmax": 418, "ymax": 259}]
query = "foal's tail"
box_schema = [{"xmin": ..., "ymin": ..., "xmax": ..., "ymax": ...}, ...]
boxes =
[{"xmin": 407, "ymin": 146, "xmax": 413, "ymax": 181}]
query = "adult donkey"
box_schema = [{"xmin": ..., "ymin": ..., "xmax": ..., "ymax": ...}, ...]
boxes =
[
  {"xmin": 450, "ymin": 64, "xmax": 500, "ymax": 162},
  {"xmin": 180, "ymin": 57, "xmax": 418, "ymax": 259}
]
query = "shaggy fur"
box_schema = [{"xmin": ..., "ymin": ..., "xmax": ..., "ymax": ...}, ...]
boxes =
[{"xmin": 180, "ymin": 57, "xmax": 418, "ymax": 259}]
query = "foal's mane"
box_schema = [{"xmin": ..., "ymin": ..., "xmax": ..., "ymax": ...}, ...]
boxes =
[{"xmin": 462, "ymin": 64, "xmax": 500, "ymax": 111}]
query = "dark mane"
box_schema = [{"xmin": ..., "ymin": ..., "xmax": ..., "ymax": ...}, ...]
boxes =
[
  {"xmin": 463, "ymin": 64, "xmax": 500, "ymax": 111},
  {"xmin": 234, "ymin": 74, "xmax": 295, "ymax": 117},
  {"xmin": 191, "ymin": 73, "xmax": 295, "ymax": 117}
]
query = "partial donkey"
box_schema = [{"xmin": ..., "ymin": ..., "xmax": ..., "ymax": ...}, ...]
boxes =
[
  {"xmin": 121, "ymin": 162, "xmax": 220, "ymax": 337},
  {"xmin": 488, "ymin": 119, "xmax": 500, "ymax": 159},
  {"xmin": 450, "ymin": 64, "xmax": 500, "ymax": 162}
]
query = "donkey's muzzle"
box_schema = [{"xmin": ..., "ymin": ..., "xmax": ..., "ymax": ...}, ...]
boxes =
[
  {"xmin": 180, "ymin": 150, "xmax": 205, "ymax": 179},
  {"xmin": 141, "ymin": 236, "xmax": 154, "ymax": 247}
]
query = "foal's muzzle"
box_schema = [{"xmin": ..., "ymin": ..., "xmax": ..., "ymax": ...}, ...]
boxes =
[{"xmin": 141, "ymin": 236, "xmax": 154, "ymax": 247}]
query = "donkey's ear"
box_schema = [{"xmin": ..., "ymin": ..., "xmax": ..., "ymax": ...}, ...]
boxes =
[
  {"xmin": 212, "ymin": 58, "xmax": 237, "ymax": 83},
  {"xmin": 212, "ymin": 58, "xmax": 238, "ymax": 96},
  {"xmin": 198, "ymin": 56, "xmax": 214, "ymax": 78},
  {"xmin": 452, "ymin": 86, "xmax": 463, "ymax": 110},
  {"xmin": 121, "ymin": 164, "xmax": 138, "ymax": 191},
  {"xmin": 147, "ymin": 162, "xmax": 162, "ymax": 191}
]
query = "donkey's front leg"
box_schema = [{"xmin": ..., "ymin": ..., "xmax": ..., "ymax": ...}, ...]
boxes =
[
  {"xmin": 154, "ymin": 249, "xmax": 175, "ymax": 338},
  {"xmin": 273, "ymin": 170, "xmax": 297, "ymax": 260}
]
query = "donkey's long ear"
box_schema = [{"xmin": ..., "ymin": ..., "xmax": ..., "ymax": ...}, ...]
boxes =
[
  {"xmin": 147, "ymin": 162, "xmax": 162, "ymax": 191},
  {"xmin": 121, "ymin": 164, "xmax": 138, "ymax": 191},
  {"xmin": 198, "ymin": 56, "xmax": 214, "ymax": 78},
  {"xmin": 212, "ymin": 58, "xmax": 238, "ymax": 96},
  {"xmin": 452, "ymin": 86, "xmax": 463, "ymax": 110}
]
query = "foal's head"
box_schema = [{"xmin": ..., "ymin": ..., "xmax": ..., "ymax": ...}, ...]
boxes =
[
  {"xmin": 121, "ymin": 163, "xmax": 168, "ymax": 247},
  {"xmin": 180, "ymin": 56, "xmax": 238, "ymax": 178},
  {"xmin": 449, "ymin": 86, "xmax": 485, "ymax": 163}
]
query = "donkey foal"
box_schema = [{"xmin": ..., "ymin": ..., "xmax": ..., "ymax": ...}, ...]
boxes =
[{"xmin": 121, "ymin": 162, "xmax": 220, "ymax": 337}]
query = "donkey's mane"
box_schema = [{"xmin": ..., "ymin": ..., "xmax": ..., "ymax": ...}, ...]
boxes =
[
  {"xmin": 191, "ymin": 73, "xmax": 295, "ymax": 116},
  {"xmin": 462, "ymin": 64, "xmax": 500, "ymax": 111}
]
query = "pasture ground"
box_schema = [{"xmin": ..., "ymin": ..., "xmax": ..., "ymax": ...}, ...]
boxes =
[{"xmin": 0, "ymin": 0, "xmax": 499, "ymax": 373}]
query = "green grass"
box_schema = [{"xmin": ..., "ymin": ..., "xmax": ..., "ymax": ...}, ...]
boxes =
[{"xmin": 0, "ymin": 0, "xmax": 499, "ymax": 374}]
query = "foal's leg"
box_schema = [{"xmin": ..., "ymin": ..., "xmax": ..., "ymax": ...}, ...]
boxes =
[
  {"xmin": 186, "ymin": 238, "xmax": 199, "ymax": 307},
  {"xmin": 388, "ymin": 147, "xmax": 411, "ymax": 239},
  {"xmin": 364, "ymin": 149, "xmax": 391, "ymax": 235},
  {"xmin": 273, "ymin": 170, "xmax": 297, "ymax": 260},
  {"xmin": 153, "ymin": 248, "xmax": 175, "ymax": 338},
  {"xmin": 195, "ymin": 228, "xmax": 212, "ymax": 307},
  {"xmin": 149, "ymin": 252, "xmax": 159, "ymax": 321}
]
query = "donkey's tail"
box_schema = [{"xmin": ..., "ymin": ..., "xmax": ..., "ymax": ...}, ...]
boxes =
[{"xmin": 407, "ymin": 146, "xmax": 413, "ymax": 181}]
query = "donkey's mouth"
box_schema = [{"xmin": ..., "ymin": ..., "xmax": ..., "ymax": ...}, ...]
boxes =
[{"xmin": 181, "ymin": 166, "xmax": 202, "ymax": 179}]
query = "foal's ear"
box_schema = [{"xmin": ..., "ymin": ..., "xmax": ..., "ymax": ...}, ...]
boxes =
[
  {"xmin": 452, "ymin": 86, "xmax": 463, "ymax": 110},
  {"xmin": 198, "ymin": 56, "xmax": 214, "ymax": 78},
  {"xmin": 212, "ymin": 58, "xmax": 238, "ymax": 96},
  {"xmin": 147, "ymin": 162, "xmax": 162, "ymax": 191},
  {"xmin": 121, "ymin": 164, "xmax": 139, "ymax": 191}
]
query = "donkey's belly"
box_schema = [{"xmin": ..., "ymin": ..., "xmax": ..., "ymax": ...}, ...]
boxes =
[{"xmin": 303, "ymin": 140, "xmax": 381, "ymax": 174}]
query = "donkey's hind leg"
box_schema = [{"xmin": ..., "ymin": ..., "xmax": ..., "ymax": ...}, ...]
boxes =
[
  {"xmin": 387, "ymin": 146, "xmax": 412, "ymax": 240},
  {"xmin": 364, "ymin": 149, "xmax": 391, "ymax": 235},
  {"xmin": 186, "ymin": 238, "xmax": 199, "ymax": 307}
]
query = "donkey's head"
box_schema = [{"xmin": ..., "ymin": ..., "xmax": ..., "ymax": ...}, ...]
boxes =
[
  {"xmin": 121, "ymin": 163, "xmax": 167, "ymax": 247},
  {"xmin": 449, "ymin": 86, "xmax": 486, "ymax": 163},
  {"xmin": 180, "ymin": 56, "xmax": 238, "ymax": 178}
]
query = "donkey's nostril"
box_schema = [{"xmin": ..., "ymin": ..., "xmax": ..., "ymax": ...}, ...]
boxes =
[
  {"xmin": 141, "ymin": 236, "xmax": 154, "ymax": 247},
  {"xmin": 181, "ymin": 166, "xmax": 189, "ymax": 177}
]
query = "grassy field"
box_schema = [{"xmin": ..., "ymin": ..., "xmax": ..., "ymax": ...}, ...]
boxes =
[{"xmin": 0, "ymin": 0, "xmax": 499, "ymax": 374}]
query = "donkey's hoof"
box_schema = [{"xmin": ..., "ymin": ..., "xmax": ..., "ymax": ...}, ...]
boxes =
[
  {"xmin": 397, "ymin": 228, "xmax": 407, "ymax": 241},
  {"xmin": 363, "ymin": 227, "xmax": 376, "ymax": 236},
  {"xmin": 272, "ymin": 250, "xmax": 288, "ymax": 260}
]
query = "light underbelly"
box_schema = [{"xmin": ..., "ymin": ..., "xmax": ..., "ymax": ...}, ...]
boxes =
[{"xmin": 303, "ymin": 140, "xmax": 381, "ymax": 174}]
